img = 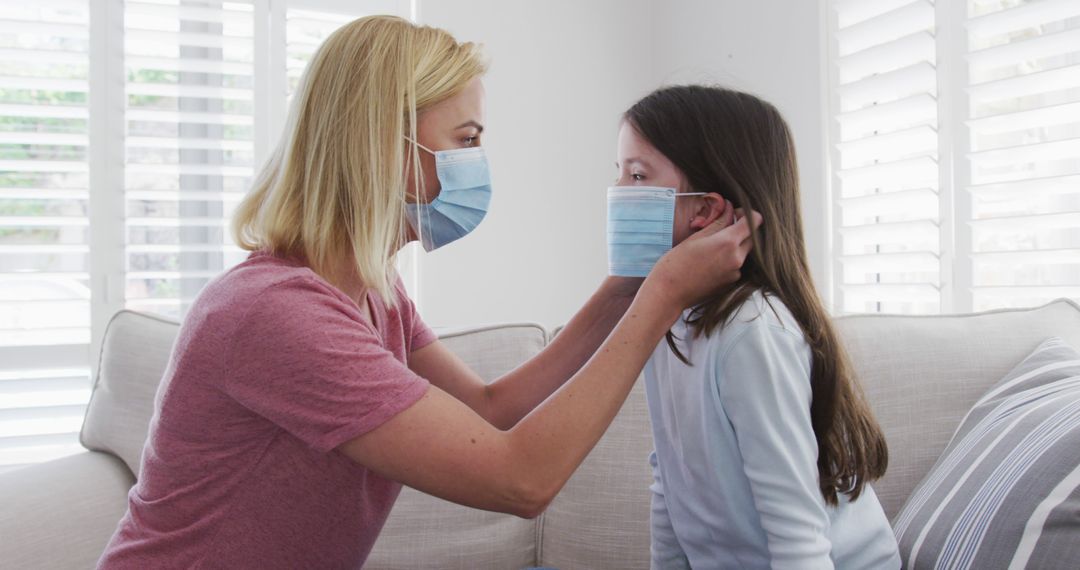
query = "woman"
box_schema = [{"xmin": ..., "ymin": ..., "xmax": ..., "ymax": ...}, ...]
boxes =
[
  {"xmin": 97, "ymin": 16, "xmax": 759, "ymax": 569},
  {"xmin": 610, "ymin": 85, "xmax": 900, "ymax": 569}
]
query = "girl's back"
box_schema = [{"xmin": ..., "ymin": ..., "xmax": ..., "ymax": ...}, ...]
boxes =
[{"xmin": 643, "ymin": 290, "xmax": 901, "ymax": 569}]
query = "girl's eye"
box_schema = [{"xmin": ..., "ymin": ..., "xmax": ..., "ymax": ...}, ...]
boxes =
[
  {"xmin": 631, "ymin": 173, "xmax": 645, "ymax": 181},
  {"xmin": 462, "ymin": 136, "xmax": 478, "ymax": 146}
]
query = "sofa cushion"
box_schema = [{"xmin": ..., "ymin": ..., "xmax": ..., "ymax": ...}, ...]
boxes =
[
  {"xmin": 364, "ymin": 323, "xmax": 547, "ymax": 569},
  {"xmin": 835, "ymin": 299, "xmax": 1080, "ymax": 520},
  {"xmin": 537, "ymin": 378, "xmax": 653, "ymax": 570},
  {"xmin": 0, "ymin": 451, "xmax": 135, "ymax": 568},
  {"xmin": 81, "ymin": 310, "xmax": 180, "ymax": 477},
  {"xmin": 893, "ymin": 337, "xmax": 1080, "ymax": 569}
]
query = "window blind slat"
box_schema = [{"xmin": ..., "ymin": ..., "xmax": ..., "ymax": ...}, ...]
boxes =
[
  {"xmin": 838, "ymin": 283, "xmax": 941, "ymax": 301},
  {"xmin": 840, "ymin": 251, "xmax": 941, "ymax": 273},
  {"xmin": 0, "ymin": 103, "xmax": 87, "ymax": 119},
  {"xmin": 967, "ymin": 100, "xmax": 1080, "ymax": 134},
  {"xmin": 972, "ymin": 248, "xmax": 1080, "ymax": 264},
  {"xmin": 0, "ymin": 20, "xmax": 89, "ymax": 38},
  {"xmin": 968, "ymin": 27, "xmax": 1080, "ymax": 71},
  {"xmin": 837, "ymin": 155, "xmax": 939, "ymax": 194},
  {"xmin": 125, "ymin": 55, "xmax": 253, "ymax": 76},
  {"xmin": 125, "ymin": 29, "xmax": 253, "ymax": 50},
  {"xmin": 838, "ymin": 62, "xmax": 937, "ymax": 112},
  {"xmin": 839, "ymin": 31, "xmax": 936, "ymax": 84},
  {"xmin": 126, "ymin": 1, "xmax": 254, "ymax": 25},
  {"xmin": 0, "ymin": 245, "xmax": 89, "ymax": 254},
  {"xmin": 839, "ymin": 187, "xmax": 938, "ymax": 214},
  {"xmin": 836, "ymin": 125, "xmax": 938, "ymax": 168},
  {"xmin": 125, "ymin": 136, "xmax": 253, "ymax": 151},
  {"xmin": 0, "ymin": 47, "xmax": 86, "ymax": 64},
  {"xmin": 124, "ymin": 82, "xmax": 253, "ymax": 101},
  {"xmin": 126, "ymin": 108, "xmax": 253, "ymax": 125},
  {"xmin": 967, "ymin": 0, "xmax": 1080, "ymax": 38},
  {"xmin": 837, "ymin": 93, "xmax": 937, "ymax": 140},
  {"xmin": 967, "ymin": 136, "xmax": 1080, "ymax": 166},
  {"xmin": 968, "ymin": 64, "xmax": 1080, "ymax": 103},
  {"xmin": 839, "ymin": 220, "xmax": 940, "ymax": 248},
  {"xmin": 0, "ymin": 76, "xmax": 87, "ymax": 92},
  {"xmin": 835, "ymin": 0, "xmax": 922, "ymax": 28},
  {"xmin": 969, "ymin": 211, "xmax": 1080, "ymax": 232},
  {"xmin": 967, "ymin": 173, "xmax": 1080, "ymax": 198},
  {"xmin": 837, "ymin": 0, "xmax": 934, "ymax": 56},
  {"xmin": 0, "ymin": 132, "xmax": 88, "ymax": 146}
]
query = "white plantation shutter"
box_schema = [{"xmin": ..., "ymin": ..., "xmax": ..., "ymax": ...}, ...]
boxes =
[
  {"xmin": 0, "ymin": 1, "xmax": 93, "ymax": 473},
  {"xmin": 830, "ymin": 0, "xmax": 942, "ymax": 314},
  {"xmin": 965, "ymin": 0, "xmax": 1080, "ymax": 311},
  {"xmin": 828, "ymin": 0, "xmax": 1080, "ymax": 315},
  {"xmin": 123, "ymin": 0, "xmax": 256, "ymax": 319},
  {"xmin": 0, "ymin": 0, "xmax": 409, "ymax": 472}
]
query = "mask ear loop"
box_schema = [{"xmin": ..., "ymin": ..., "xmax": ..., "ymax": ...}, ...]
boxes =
[
  {"xmin": 404, "ymin": 136, "xmax": 437, "ymax": 156},
  {"xmin": 403, "ymin": 134, "xmax": 427, "ymax": 250}
]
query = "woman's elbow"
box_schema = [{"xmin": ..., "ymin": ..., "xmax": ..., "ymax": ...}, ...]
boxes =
[
  {"xmin": 504, "ymin": 479, "xmax": 555, "ymax": 519},
  {"xmin": 496, "ymin": 468, "xmax": 558, "ymax": 519}
]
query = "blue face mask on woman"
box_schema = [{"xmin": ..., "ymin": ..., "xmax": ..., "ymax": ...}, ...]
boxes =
[
  {"xmin": 405, "ymin": 139, "xmax": 492, "ymax": 252},
  {"xmin": 607, "ymin": 186, "xmax": 707, "ymax": 277}
]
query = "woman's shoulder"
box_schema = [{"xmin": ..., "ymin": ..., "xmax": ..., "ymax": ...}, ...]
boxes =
[{"xmin": 197, "ymin": 251, "xmax": 352, "ymax": 323}]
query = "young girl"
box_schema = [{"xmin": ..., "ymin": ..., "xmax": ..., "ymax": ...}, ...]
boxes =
[{"xmin": 612, "ymin": 86, "xmax": 901, "ymax": 569}]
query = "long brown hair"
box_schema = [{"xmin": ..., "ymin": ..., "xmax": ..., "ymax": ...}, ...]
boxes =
[{"xmin": 625, "ymin": 85, "xmax": 887, "ymax": 505}]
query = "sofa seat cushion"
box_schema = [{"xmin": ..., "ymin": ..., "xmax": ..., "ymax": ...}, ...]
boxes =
[
  {"xmin": 0, "ymin": 451, "xmax": 135, "ymax": 569},
  {"xmin": 538, "ymin": 379, "xmax": 653, "ymax": 570},
  {"xmin": 894, "ymin": 337, "xmax": 1080, "ymax": 569}
]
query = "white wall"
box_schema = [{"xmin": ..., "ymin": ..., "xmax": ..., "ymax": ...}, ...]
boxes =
[{"xmin": 414, "ymin": 0, "xmax": 828, "ymax": 329}]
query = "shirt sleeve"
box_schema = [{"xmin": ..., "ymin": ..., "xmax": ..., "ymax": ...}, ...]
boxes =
[
  {"xmin": 393, "ymin": 275, "xmax": 437, "ymax": 352},
  {"xmin": 715, "ymin": 321, "xmax": 834, "ymax": 570},
  {"xmin": 224, "ymin": 276, "xmax": 431, "ymax": 453},
  {"xmin": 649, "ymin": 450, "xmax": 691, "ymax": 570}
]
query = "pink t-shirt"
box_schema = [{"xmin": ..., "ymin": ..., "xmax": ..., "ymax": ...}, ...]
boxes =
[{"xmin": 98, "ymin": 251, "xmax": 435, "ymax": 569}]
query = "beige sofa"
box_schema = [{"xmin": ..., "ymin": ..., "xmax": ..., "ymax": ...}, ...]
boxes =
[{"xmin": 2, "ymin": 300, "xmax": 1080, "ymax": 569}]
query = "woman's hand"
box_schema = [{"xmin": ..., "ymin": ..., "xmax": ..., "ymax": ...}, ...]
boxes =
[{"xmin": 643, "ymin": 199, "xmax": 762, "ymax": 310}]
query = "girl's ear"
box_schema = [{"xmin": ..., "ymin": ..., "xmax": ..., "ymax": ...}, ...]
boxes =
[{"xmin": 689, "ymin": 194, "xmax": 728, "ymax": 231}]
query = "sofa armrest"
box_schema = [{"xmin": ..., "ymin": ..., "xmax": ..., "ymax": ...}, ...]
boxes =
[{"xmin": 0, "ymin": 451, "xmax": 134, "ymax": 569}]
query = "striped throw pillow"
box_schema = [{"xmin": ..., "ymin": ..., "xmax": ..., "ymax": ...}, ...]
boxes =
[{"xmin": 893, "ymin": 337, "xmax": 1080, "ymax": 569}]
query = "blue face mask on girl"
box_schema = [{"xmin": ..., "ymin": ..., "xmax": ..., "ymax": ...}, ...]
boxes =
[
  {"xmin": 606, "ymin": 186, "xmax": 707, "ymax": 277},
  {"xmin": 405, "ymin": 138, "xmax": 492, "ymax": 252}
]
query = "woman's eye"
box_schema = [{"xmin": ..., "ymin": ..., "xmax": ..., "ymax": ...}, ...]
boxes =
[
  {"xmin": 631, "ymin": 173, "xmax": 645, "ymax": 181},
  {"xmin": 462, "ymin": 136, "xmax": 478, "ymax": 146}
]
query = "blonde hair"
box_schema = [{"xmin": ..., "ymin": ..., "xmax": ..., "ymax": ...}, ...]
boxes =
[{"xmin": 232, "ymin": 15, "xmax": 486, "ymax": 305}]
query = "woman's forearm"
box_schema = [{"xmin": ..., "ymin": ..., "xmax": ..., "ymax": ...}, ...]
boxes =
[
  {"xmin": 483, "ymin": 277, "xmax": 637, "ymax": 430},
  {"xmin": 501, "ymin": 281, "xmax": 680, "ymax": 505}
]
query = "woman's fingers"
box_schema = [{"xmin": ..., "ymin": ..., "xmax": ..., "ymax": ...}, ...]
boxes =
[
  {"xmin": 719, "ymin": 199, "xmax": 735, "ymax": 228},
  {"xmin": 715, "ymin": 208, "xmax": 759, "ymax": 245},
  {"xmin": 735, "ymin": 211, "xmax": 763, "ymax": 257}
]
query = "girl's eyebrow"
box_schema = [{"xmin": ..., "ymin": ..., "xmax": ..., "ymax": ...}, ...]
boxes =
[{"xmin": 615, "ymin": 157, "xmax": 649, "ymax": 169}]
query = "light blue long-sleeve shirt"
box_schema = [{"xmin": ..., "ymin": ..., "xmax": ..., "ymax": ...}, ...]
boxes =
[{"xmin": 643, "ymin": 291, "xmax": 900, "ymax": 570}]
